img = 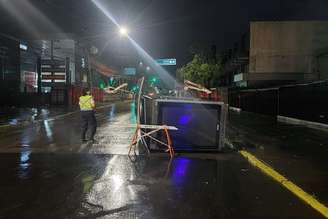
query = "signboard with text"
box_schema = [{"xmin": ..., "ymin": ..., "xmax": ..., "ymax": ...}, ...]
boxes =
[
  {"xmin": 24, "ymin": 71, "xmax": 37, "ymax": 87},
  {"xmin": 156, "ymin": 58, "xmax": 176, "ymax": 66},
  {"xmin": 41, "ymin": 59, "xmax": 67, "ymax": 85},
  {"xmin": 123, "ymin": 67, "xmax": 136, "ymax": 75},
  {"xmin": 42, "ymin": 59, "xmax": 65, "ymax": 66},
  {"xmin": 41, "ymin": 67, "xmax": 66, "ymax": 73},
  {"xmin": 42, "ymin": 74, "xmax": 66, "ymax": 80},
  {"xmin": 233, "ymin": 73, "xmax": 244, "ymax": 82}
]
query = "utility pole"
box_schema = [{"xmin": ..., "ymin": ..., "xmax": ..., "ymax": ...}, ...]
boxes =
[
  {"xmin": 87, "ymin": 52, "xmax": 93, "ymax": 88},
  {"xmin": 89, "ymin": 46, "xmax": 98, "ymax": 89}
]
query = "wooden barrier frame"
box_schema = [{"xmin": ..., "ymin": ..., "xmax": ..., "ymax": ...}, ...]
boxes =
[
  {"xmin": 128, "ymin": 124, "xmax": 177, "ymax": 158},
  {"xmin": 128, "ymin": 77, "xmax": 177, "ymax": 158}
]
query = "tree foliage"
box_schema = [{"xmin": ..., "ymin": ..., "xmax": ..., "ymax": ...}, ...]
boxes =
[{"xmin": 177, "ymin": 53, "xmax": 223, "ymax": 88}]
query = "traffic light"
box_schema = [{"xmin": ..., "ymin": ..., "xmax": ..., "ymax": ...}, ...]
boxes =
[
  {"xmin": 98, "ymin": 79, "xmax": 106, "ymax": 89},
  {"xmin": 109, "ymin": 77, "xmax": 115, "ymax": 86},
  {"xmin": 131, "ymin": 85, "xmax": 139, "ymax": 93},
  {"xmin": 149, "ymin": 76, "xmax": 159, "ymax": 86}
]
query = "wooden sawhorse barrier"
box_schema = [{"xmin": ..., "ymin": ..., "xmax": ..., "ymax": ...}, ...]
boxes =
[{"xmin": 128, "ymin": 124, "xmax": 178, "ymax": 158}]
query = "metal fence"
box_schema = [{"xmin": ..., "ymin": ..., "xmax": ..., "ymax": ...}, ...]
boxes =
[{"xmin": 229, "ymin": 81, "xmax": 328, "ymax": 124}]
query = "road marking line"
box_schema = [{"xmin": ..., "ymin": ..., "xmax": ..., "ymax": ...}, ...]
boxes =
[{"xmin": 240, "ymin": 150, "xmax": 328, "ymax": 218}]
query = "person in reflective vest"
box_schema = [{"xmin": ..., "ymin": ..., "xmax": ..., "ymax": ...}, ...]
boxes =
[{"xmin": 79, "ymin": 88, "xmax": 97, "ymax": 142}]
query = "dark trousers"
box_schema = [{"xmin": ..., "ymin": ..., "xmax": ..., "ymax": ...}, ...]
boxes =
[{"xmin": 81, "ymin": 110, "xmax": 97, "ymax": 140}]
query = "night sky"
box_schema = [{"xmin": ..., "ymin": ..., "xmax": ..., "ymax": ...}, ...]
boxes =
[{"xmin": 1, "ymin": 0, "xmax": 328, "ymax": 68}]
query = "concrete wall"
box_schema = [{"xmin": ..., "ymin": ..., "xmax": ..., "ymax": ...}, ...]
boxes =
[{"xmin": 249, "ymin": 21, "xmax": 328, "ymax": 82}]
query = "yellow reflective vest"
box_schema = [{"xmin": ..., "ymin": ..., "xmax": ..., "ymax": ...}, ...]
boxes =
[{"xmin": 79, "ymin": 95, "xmax": 95, "ymax": 111}]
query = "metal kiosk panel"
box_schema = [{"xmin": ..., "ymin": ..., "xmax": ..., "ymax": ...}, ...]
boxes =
[{"xmin": 150, "ymin": 99, "xmax": 226, "ymax": 152}]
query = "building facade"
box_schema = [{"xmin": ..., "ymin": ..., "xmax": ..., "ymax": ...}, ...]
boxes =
[
  {"xmin": 0, "ymin": 33, "xmax": 119, "ymax": 106},
  {"xmin": 0, "ymin": 34, "xmax": 20, "ymax": 96},
  {"xmin": 221, "ymin": 33, "xmax": 249, "ymax": 87},
  {"xmin": 227, "ymin": 21, "xmax": 328, "ymax": 88},
  {"xmin": 249, "ymin": 21, "xmax": 328, "ymax": 87}
]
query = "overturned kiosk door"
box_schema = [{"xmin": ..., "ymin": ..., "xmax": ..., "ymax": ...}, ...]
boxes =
[{"xmin": 146, "ymin": 99, "xmax": 227, "ymax": 151}]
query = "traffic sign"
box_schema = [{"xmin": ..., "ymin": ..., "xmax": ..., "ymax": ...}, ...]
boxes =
[
  {"xmin": 156, "ymin": 58, "xmax": 176, "ymax": 66},
  {"xmin": 123, "ymin": 67, "xmax": 136, "ymax": 75}
]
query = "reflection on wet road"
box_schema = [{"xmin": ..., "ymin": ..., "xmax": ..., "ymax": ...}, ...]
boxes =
[
  {"xmin": 88, "ymin": 103, "xmax": 137, "ymax": 154},
  {"xmin": 0, "ymin": 101, "xmax": 326, "ymax": 218},
  {"xmin": 0, "ymin": 153, "xmax": 323, "ymax": 219},
  {"xmin": 0, "ymin": 107, "xmax": 71, "ymax": 127},
  {"xmin": 0, "ymin": 101, "xmax": 135, "ymax": 155}
]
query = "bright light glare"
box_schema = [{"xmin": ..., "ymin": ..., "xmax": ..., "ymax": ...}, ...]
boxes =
[
  {"xmin": 1, "ymin": 1, "xmax": 64, "ymax": 39},
  {"xmin": 91, "ymin": 0, "xmax": 179, "ymax": 89},
  {"xmin": 119, "ymin": 27, "xmax": 128, "ymax": 36}
]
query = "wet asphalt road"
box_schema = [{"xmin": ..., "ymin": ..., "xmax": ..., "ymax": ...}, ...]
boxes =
[
  {"xmin": 0, "ymin": 101, "xmax": 136, "ymax": 154},
  {"xmin": 0, "ymin": 101, "xmax": 325, "ymax": 218},
  {"xmin": 228, "ymin": 111, "xmax": 328, "ymax": 206}
]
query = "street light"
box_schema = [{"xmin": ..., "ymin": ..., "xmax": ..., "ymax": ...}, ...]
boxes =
[
  {"xmin": 146, "ymin": 66, "xmax": 150, "ymax": 71},
  {"xmin": 119, "ymin": 26, "xmax": 129, "ymax": 36},
  {"xmin": 88, "ymin": 45, "xmax": 99, "ymax": 88}
]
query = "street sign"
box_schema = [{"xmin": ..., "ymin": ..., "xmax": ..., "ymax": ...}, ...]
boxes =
[
  {"xmin": 19, "ymin": 43, "xmax": 28, "ymax": 51},
  {"xmin": 123, "ymin": 67, "xmax": 136, "ymax": 75},
  {"xmin": 156, "ymin": 58, "xmax": 176, "ymax": 66},
  {"xmin": 233, "ymin": 73, "xmax": 243, "ymax": 82}
]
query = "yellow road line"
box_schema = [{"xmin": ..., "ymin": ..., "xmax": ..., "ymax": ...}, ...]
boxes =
[{"xmin": 240, "ymin": 150, "xmax": 328, "ymax": 218}]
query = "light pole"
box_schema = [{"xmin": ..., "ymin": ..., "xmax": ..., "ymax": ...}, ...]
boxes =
[
  {"xmin": 118, "ymin": 25, "xmax": 134, "ymax": 86},
  {"xmin": 88, "ymin": 46, "xmax": 98, "ymax": 89}
]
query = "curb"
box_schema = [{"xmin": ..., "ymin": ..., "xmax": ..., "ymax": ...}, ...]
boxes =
[
  {"xmin": 229, "ymin": 107, "xmax": 242, "ymax": 113},
  {"xmin": 277, "ymin": 115, "xmax": 328, "ymax": 131}
]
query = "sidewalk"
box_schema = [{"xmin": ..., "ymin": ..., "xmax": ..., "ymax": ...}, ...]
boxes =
[{"xmin": 227, "ymin": 110, "xmax": 328, "ymax": 205}]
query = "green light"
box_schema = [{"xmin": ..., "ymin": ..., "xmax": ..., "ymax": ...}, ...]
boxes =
[
  {"xmin": 99, "ymin": 79, "xmax": 106, "ymax": 89},
  {"xmin": 109, "ymin": 77, "xmax": 115, "ymax": 86},
  {"xmin": 149, "ymin": 76, "xmax": 158, "ymax": 84},
  {"xmin": 131, "ymin": 85, "xmax": 140, "ymax": 93}
]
